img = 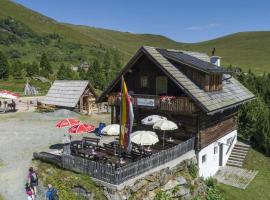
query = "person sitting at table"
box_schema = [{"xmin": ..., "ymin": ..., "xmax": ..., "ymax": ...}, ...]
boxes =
[{"xmin": 91, "ymin": 148, "xmax": 96, "ymax": 155}]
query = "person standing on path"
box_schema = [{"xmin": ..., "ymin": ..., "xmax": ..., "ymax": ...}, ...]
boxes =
[
  {"xmin": 27, "ymin": 167, "xmax": 38, "ymax": 196},
  {"xmin": 46, "ymin": 184, "xmax": 59, "ymax": 200},
  {"xmin": 62, "ymin": 133, "xmax": 71, "ymax": 154},
  {"xmin": 25, "ymin": 183, "xmax": 35, "ymax": 200}
]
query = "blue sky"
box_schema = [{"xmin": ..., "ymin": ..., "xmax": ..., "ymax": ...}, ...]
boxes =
[{"xmin": 13, "ymin": 0, "xmax": 270, "ymax": 43}]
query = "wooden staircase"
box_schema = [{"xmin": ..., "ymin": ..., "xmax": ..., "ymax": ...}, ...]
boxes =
[{"xmin": 227, "ymin": 142, "xmax": 250, "ymax": 168}]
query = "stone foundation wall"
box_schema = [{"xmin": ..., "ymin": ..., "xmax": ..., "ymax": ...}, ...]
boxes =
[{"xmin": 103, "ymin": 157, "xmax": 207, "ymax": 200}]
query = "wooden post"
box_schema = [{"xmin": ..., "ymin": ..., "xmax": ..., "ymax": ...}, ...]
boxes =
[
  {"xmin": 79, "ymin": 96, "xmax": 83, "ymax": 113},
  {"xmin": 111, "ymin": 106, "xmax": 114, "ymax": 124}
]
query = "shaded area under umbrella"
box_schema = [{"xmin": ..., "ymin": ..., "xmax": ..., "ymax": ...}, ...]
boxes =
[
  {"xmin": 131, "ymin": 131, "xmax": 159, "ymax": 156},
  {"xmin": 153, "ymin": 119, "xmax": 178, "ymax": 148}
]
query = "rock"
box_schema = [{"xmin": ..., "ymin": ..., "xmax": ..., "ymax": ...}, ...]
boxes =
[
  {"xmin": 176, "ymin": 176, "xmax": 187, "ymax": 185},
  {"xmin": 131, "ymin": 179, "xmax": 148, "ymax": 193},
  {"xmin": 143, "ymin": 191, "xmax": 156, "ymax": 200},
  {"xmin": 73, "ymin": 186, "xmax": 94, "ymax": 200},
  {"xmin": 172, "ymin": 161, "xmax": 187, "ymax": 172},
  {"xmin": 159, "ymin": 167, "xmax": 173, "ymax": 186},
  {"xmin": 145, "ymin": 172, "xmax": 159, "ymax": 182},
  {"xmin": 162, "ymin": 180, "xmax": 179, "ymax": 191},
  {"xmin": 173, "ymin": 186, "xmax": 190, "ymax": 197},
  {"xmin": 182, "ymin": 193, "xmax": 192, "ymax": 200},
  {"xmin": 171, "ymin": 186, "xmax": 190, "ymax": 198},
  {"xmin": 146, "ymin": 181, "xmax": 160, "ymax": 191}
]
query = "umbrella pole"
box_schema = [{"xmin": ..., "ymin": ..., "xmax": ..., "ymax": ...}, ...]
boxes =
[{"xmin": 163, "ymin": 131, "xmax": 165, "ymax": 149}]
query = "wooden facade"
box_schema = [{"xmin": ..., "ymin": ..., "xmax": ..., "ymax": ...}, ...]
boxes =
[
  {"xmin": 100, "ymin": 49, "xmax": 242, "ymax": 151},
  {"xmin": 170, "ymin": 60, "xmax": 223, "ymax": 92}
]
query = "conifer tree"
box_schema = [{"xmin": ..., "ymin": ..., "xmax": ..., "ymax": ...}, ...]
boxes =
[
  {"xmin": 0, "ymin": 51, "xmax": 9, "ymax": 79},
  {"xmin": 40, "ymin": 53, "xmax": 52, "ymax": 78}
]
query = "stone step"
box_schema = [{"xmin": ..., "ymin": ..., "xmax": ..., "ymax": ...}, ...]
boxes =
[
  {"xmin": 236, "ymin": 142, "xmax": 251, "ymax": 148},
  {"xmin": 234, "ymin": 145, "xmax": 250, "ymax": 151},
  {"xmin": 229, "ymin": 156, "xmax": 245, "ymax": 162},
  {"xmin": 227, "ymin": 160, "xmax": 243, "ymax": 167},
  {"xmin": 231, "ymin": 151, "xmax": 247, "ymax": 156},
  {"xmin": 229, "ymin": 153, "xmax": 246, "ymax": 160},
  {"xmin": 232, "ymin": 148, "xmax": 249, "ymax": 154}
]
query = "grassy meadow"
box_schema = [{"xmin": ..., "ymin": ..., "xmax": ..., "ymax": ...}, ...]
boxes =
[
  {"xmin": 218, "ymin": 149, "xmax": 270, "ymax": 200},
  {"xmin": 0, "ymin": 78, "xmax": 50, "ymax": 95}
]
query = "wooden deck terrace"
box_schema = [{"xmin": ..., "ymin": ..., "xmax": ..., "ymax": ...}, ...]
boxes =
[
  {"xmin": 34, "ymin": 136, "xmax": 195, "ymax": 185},
  {"xmin": 108, "ymin": 93, "xmax": 198, "ymax": 113}
]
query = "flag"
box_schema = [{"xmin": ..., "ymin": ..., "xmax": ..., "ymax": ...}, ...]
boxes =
[{"xmin": 120, "ymin": 77, "xmax": 134, "ymax": 151}]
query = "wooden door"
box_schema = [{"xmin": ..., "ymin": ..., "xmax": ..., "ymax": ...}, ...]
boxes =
[{"xmin": 219, "ymin": 143, "xmax": 223, "ymax": 166}]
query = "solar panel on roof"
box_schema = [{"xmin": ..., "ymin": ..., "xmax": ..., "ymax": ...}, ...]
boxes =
[{"xmin": 157, "ymin": 48, "xmax": 226, "ymax": 73}]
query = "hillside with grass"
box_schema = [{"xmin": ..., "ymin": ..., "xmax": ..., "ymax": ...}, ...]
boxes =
[{"xmin": 0, "ymin": 0, "xmax": 270, "ymax": 75}]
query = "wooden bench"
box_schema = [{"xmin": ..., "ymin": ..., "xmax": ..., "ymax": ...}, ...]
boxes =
[{"xmin": 82, "ymin": 137, "xmax": 100, "ymax": 146}]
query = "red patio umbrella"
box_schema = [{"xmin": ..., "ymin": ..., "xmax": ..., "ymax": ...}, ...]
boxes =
[
  {"xmin": 56, "ymin": 118, "xmax": 80, "ymax": 128},
  {"xmin": 0, "ymin": 90, "xmax": 20, "ymax": 99},
  {"xmin": 68, "ymin": 123, "xmax": 95, "ymax": 134}
]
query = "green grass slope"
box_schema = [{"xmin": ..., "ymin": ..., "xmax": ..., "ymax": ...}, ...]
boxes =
[
  {"xmin": 0, "ymin": 0, "xmax": 98, "ymax": 45},
  {"xmin": 0, "ymin": 0, "xmax": 270, "ymax": 74},
  {"xmin": 183, "ymin": 32, "xmax": 270, "ymax": 74},
  {"xmin": 66, "ymin": 24, "xmax": 185, "ymax": 57},
  {"xmin": 218, "ymin": 149, "xmax": 270, "ymax": 200}
]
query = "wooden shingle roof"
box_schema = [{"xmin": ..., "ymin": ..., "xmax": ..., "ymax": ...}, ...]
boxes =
[
  {"xmin": 98, "ymin": 46, "xmax": 255, "ymax": 114},
  {"xmin": 41, "ymin": 80, "xmax": 96, "ymax": 108}
]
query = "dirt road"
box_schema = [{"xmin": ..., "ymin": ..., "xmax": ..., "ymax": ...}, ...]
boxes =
[{"xmin": 0, "ymin": 110, "xmax": 110, "ymax": 200}]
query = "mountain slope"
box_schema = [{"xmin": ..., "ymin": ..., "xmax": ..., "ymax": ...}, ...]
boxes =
[{"xmin": 0, "ymin": 0, "xmax": 269, "ymax": 74}]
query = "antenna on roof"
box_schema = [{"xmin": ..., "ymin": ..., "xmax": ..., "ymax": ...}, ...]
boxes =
[{"xmin": 211, "ymin": 48, "xmax": 216, "ymax": 56}]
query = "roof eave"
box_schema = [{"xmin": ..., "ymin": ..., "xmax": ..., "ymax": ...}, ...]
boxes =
[{"xmin": 205, "ymin": 96, "xmax": 256, "ymax": 115}]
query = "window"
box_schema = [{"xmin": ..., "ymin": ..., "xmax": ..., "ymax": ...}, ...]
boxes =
[
  {"xmin": 227, "ymin": 137, "xmax": 232, "ymax": 145},
  {"xmin": 202, "ymin": 154, "xmax": 207, "ymax": 163},
  {"xmin": 140, "ymin": 76, "xmax": 148, "ymax": 88},
  {"xmin": 214, "ymin": 146, "xmax": 218, "ymax": 154},
  {"xmin": 156, "ymin": 76, "xmax": 167, "ymax": 94}
]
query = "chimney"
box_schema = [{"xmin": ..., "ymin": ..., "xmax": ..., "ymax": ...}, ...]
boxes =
[{"xmin": 210, "ymin": 56, "xmax": 221, "ymax": 67}]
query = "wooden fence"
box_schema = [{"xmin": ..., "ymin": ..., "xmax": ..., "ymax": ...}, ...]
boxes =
[{"xmin": 61, "ymin": 137, "xmax": 194, "ymax": 185}]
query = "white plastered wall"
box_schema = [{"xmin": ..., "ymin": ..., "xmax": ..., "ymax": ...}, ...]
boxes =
[{"xmin": 198, "ymin": 130, "xmax": 237, "ymax": 178}]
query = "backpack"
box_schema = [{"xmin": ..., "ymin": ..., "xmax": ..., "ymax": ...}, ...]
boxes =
[
  {"xmin": 30, "ymin": 172, "xmax": 38, "ymax": 182},
  {"xmin": 51, "ymin": 188, "xmax": 59, "ymax": 200}
]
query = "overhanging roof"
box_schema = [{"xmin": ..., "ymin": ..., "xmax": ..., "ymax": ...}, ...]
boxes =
[
  {"xmin": 98, "ymin": 46, "xmax": 255, "ymax": 114},
  {"xmin": 41, "ymin": 80, "xmax": 96, "ymax": 108}
]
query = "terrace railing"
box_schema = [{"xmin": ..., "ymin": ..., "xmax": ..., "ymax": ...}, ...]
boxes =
[
  {"xmin": 60, "ymin": 137, "xmax": 195, "ymax": 185},
  {"xmin": 108, "ymin": 93, "xmax": 198, "ymax": 113}
]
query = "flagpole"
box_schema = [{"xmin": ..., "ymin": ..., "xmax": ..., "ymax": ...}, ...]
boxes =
[{"xmin": 119, "ymin": 75, "xmax": 124, "ymax": 158}]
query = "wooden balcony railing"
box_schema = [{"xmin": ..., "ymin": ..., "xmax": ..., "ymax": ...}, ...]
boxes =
[{"xmin": 108, "ymin": 93, "xmax": 198, "ymax": 113}]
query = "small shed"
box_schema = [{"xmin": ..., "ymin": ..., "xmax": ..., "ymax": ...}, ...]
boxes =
[{"xmin": 41, "ymin": 80, "xmax": 97, "ymax": 114}]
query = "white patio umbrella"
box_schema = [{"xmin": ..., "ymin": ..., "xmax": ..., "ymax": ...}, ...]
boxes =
[
  {"xmin": 141, "ymin": 115, "xmax": 167, "ymax": 125},
  {"xmin": 153, "ymin": 119, "xmax": 178, "ymax": 148},
  {"xmin": 130, "ymin": 131, "xmax": 159, "ymax": 146},
  {"xmin": 101, "ymin": 124, "xmax": 120, "ymax": 136}
]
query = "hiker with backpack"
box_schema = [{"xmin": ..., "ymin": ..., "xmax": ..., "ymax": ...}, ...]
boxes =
[
  {"xmin": 46, "ymin": 184, "xmax": 59, "ymax": 200},
  {"xmin": 25, "ymin": 183, "xmax": 35, "ymax": 200},
  {"xmin": 27, "ymin": 167, "xmax": 38, "ymax": 196}
]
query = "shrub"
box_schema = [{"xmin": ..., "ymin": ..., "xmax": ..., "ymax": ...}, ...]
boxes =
[
  {"xmin": 206, "ymin": 187, "xmax": 225, "ymax": 200},
  {"xmin": 188, "ymin": 162, "xmax": 198, "ymax": 178},
  {"xmin": 205, "ymin": 177, "xmax": 217, "ymax": 188},
  {"xmin": 154, "ymin": 191, "xmax": 172, "ymax": 200}
]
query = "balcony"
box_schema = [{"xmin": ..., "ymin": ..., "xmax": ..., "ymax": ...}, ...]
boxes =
[{"xmin": 108, "ymin": 93, "xmax": 198, "ymax": 113}]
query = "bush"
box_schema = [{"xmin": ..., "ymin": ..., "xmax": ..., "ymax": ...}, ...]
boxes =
[
  {"xmin": 206, "ymin": 187, "xmax": 225, "ymax": 200},
  {"xmin": 154, "ymin": 191, "xmax": 172, "ymax": 200},
  {"xmin": 188, "ymin": 162, "xmax": 198, "ymax": 178},
  {"xmin": 205, "ymin": 177, "xmax": 217, "ymax": 188}
]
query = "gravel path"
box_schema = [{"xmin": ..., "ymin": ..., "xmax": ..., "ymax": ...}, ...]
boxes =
[{"xmin": 0, "ymin": 110, "xmax": 110, "ymax": 200}]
